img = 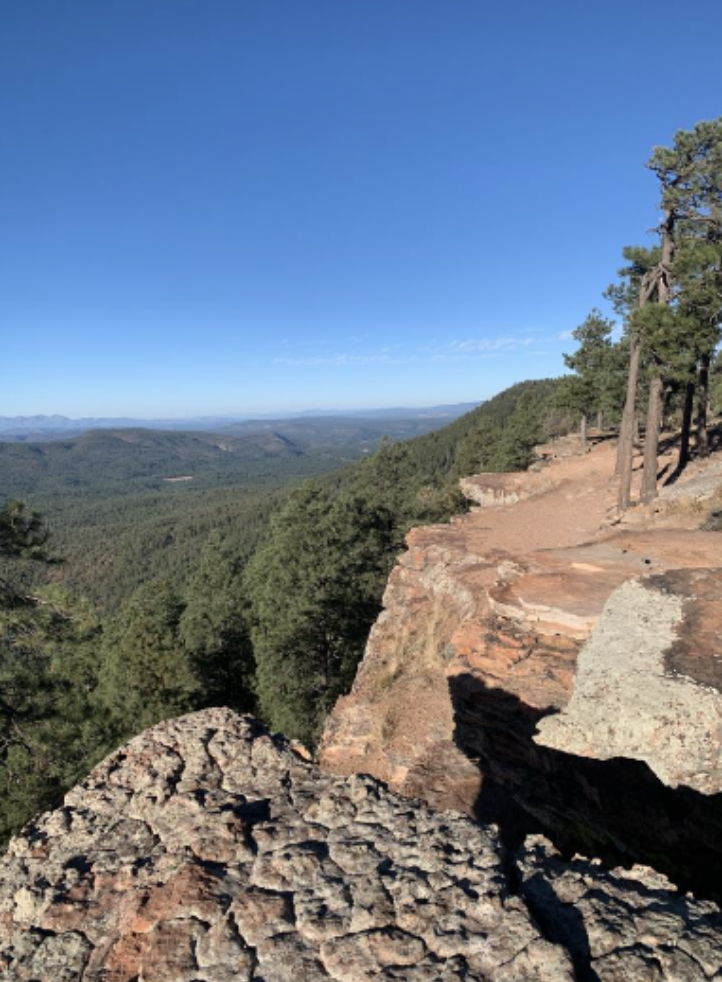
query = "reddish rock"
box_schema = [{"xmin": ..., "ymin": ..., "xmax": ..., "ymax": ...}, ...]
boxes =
[
  {"xmin": 0, "ymin": 709, "xmax": 582, "ymax": 981},
  {"xmin": 319, "ymin": 441, "xmax": 722, "ymax": 896}
]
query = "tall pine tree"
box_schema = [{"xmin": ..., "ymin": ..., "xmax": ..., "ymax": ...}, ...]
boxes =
[{"xmin": 245, "ymin": 485, "xmax": 399, "ymax": 747}]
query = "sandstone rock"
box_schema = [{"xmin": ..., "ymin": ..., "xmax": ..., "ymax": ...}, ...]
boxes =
[
  {"xmin": 320, "ymin": 441, "xmax": 722, "ymax": 897},
  {"xmin": 459, "ymin": 470, "xmax": 555, "ymax": 509},
  {"xmin": 2, "ymin": 708, "xmax": 719, "ymax": 981}
]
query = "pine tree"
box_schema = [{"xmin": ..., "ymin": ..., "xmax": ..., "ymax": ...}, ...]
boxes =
[
  {"xmin": 560, "ymin": 309, "xmax": 624, "ymax": 450},
  {"xmin": 638, "ymin": 119, "xmax": 722, "ymax": 501},
  {"xmin": 245, "ymin": 485, "xmax": 399, "ymax": 747},
  {"xmin": 179, "ymin": 531, "xmax": 255, "ymax": 713},
  {"xmin": 607, "ymin": 246, "xmax": 659, "ymax": 509},
  {"xmin": 0, "ymin": 502, "xmax": 104, "ymax": 843},
  {"xmin": 710, "ymin": 349, "xmax": 722, "ymax": 416},
  {"xmin": 97, "ymin": 580, "xmax": 197, "ymax": 737},
  {"xmin": 673, "ymin": 228, "xmax": 722, "ymax": 461}
]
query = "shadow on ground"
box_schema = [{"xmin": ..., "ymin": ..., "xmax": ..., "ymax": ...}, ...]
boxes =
[{"xmin": 449, "ymin": 671, "xmax": 722, "ymax": 904}]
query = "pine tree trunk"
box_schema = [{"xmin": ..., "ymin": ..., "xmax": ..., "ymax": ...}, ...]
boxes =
[
  {"xmin": 580, "ymin": 414, "xmax": 587, "ymax": 454},
  {"xmin": 639, "ymin": 209, "xmax": 675, "ymax": 505},
  {"xmin": 677, "ymin": 379, "xmax": 695, "ymax": 473},
  {"xmin": 597, "ymin": 410, "xmax": 603, "ymax": 432},
  {"xmin": 641, "ymin": 375, "xmax": 664, "ymax": 503},
  {"xmin": 696, "ymin": 351, "xmax": 711, "ymax": 458},
  {"xmin": 616, "ymin": 336, "xmax": 641, "ymax": 508}
]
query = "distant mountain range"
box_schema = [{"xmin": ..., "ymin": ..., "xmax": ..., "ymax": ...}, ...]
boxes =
[
  {"xmin": 0, "ymin": 403, "xmax": 480, "ymax": 441},
  {"xmin": 0, "ymin": 404, "xmax": 482, "ymax": 500},
  {"xmin": 0, "ymin": 428, "xmax": 306, "ymax": 499}
]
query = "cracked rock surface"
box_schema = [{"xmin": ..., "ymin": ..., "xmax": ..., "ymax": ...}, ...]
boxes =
[
  {"xmin": 0, "ymin": 708, "xmax": 720, "ymax": 981},
  {"xmin": 518, "ymin": 836, "xmax": 722, "ymax": 981}
]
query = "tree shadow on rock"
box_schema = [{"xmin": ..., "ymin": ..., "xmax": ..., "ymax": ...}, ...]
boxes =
[
  {"xmin": 520, "ymin": 870, "xmax": 602, "ymax": 982},
  {"xmin": 448, "ymin": 671, "xmax": 722, "ymax": 905}
]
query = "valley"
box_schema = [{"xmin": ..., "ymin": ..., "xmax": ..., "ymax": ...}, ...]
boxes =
[{"xmin": 0, "ymin": 408, "xmax": 476, "ymax": 611}]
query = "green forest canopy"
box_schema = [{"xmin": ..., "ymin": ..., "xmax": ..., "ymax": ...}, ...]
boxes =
[{"xmin": 0, "ymin": 377, "xmax": 570, "ymax": 841}]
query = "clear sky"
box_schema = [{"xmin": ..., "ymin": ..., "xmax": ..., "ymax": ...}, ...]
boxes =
[{"xmin": 1, "ymin": 0, "xmax": 721, "ymax": 417}]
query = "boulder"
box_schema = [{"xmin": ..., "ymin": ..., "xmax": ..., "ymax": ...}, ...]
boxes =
[{"xmin": 1, "ymin": 708, "xmax": 720, "ymax": 981}]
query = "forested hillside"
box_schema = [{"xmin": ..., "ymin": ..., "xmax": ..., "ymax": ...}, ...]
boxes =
[
  {"xmin": 0, "ymin": 415, "xmax": 470, "ymax": 500},
  {"xmin": 6, "ymin": 431, "xmax": 338, "ymax": 611},
  {"xmin": 4, "ymin": 413, "xmax": 473, "ymax": 611},
  {"xmin": 0, "ymin": 377, "xmax": 570, "ymax": 842},
  {"xmin": 0, "ymin": 428, "xmax": 304, "ymax": 499},
  {"xmin": 43, "ymin": 486, "xmax": 286, "ymax": 612}
]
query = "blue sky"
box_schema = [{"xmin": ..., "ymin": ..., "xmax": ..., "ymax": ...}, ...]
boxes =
[{"xmin": 1, "ymin": 0, "xmax": 721, "ymax": 417}]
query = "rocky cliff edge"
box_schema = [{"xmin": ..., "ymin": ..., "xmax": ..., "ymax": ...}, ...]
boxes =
[{"xmin": 319, "ymin": 438, "xmax": 722, "ymax": 896}]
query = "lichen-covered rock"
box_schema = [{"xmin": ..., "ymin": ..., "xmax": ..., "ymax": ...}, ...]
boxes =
[
  {"xmin": 0, "ymin": 708, "xmax": 570, "ymax": 981},
  {"xmin": 1, "ymin": 708, "xmax": 719, "ymax": 980},
  {"xmin": 535, "ymin": 570, "xmax": 722, "ymax": 795}
]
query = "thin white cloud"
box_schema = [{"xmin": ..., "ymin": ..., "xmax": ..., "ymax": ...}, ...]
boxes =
[
  {"xmin": 273, "ymin": 353, "xmax": 410, "ymax": 367},
  {"xmin": 273, "ymin": 331, "xmax": 565, "ymax": 369},
  {"xmin": 557, "ymin": 330, "xmax": 574, "ymax": 341},
  {"xmin": 449, "ymin": 336, "xmax": 536, "ymax": 353}
]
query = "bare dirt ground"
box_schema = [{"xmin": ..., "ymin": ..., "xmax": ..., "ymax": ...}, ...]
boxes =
[
  {"xmin": 462, "ymin": 429, "xmax": 719, "ymax": 556},
  {"xmin": 460, "ymin": 437, "xmax": 620, "ymax": 554}
]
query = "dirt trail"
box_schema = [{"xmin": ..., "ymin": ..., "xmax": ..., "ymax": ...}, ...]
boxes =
[
  {"xmin": 461, "ymin": 441, "xmax": 618, "ymax": 554},
  {"xmin": 457, "ymin": 430, "xmax": 704, "ymax": 556}
]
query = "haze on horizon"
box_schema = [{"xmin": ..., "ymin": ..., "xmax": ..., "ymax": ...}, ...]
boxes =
[{"xmin": 1, "ymin": 0, "xmax": 720, "ymax": 418}]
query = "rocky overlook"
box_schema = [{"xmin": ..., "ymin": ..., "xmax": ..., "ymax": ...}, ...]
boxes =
[
  {"xmin": 319, "ymin": 437, "xmax": 722, "ymax": 896},
  {"xmin": 2, "ymin": 707, "xmax": 722, "ymax": 981}
]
